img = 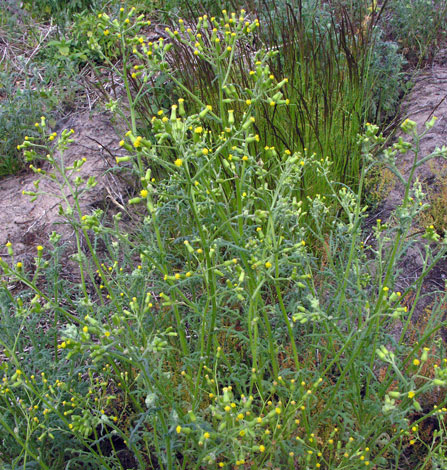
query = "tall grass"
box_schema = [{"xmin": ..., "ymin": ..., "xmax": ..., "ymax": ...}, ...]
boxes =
[{"xmin": 131, "ymin": 0, "xmax": 390, "ymax": 199}]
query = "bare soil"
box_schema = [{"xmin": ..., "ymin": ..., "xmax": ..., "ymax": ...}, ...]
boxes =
[
  {"xmin": 371, "ymin": 47, "xmax": 447, "ymax": 324},
  {"xmin": 0, "ymin": 110, "xmax": 129, "ymax": 265}
]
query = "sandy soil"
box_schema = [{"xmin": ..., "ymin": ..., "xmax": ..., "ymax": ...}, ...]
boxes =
[
  {"xmin": 0, "ymin": 111, "xmax": 129, "ymax": 265},
  {"xmin": 369, "ymin": 47, "xmax": 447, "ymax": 327}
]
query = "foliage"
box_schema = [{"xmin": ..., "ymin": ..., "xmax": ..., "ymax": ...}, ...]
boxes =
[
  {"xmin": 0, "ymin": 6, "xmax": 87, "ymax": 178},
  {"xmin": 384, "ymin": 0, "xmax": 447, "ymax": 64},
  {"xmin": 22, "ymin": 0, "xmax": 100, "ymax": 24},
  {"xmin": 0, "ymin": 71, "xmax": 57, "ymax": 178},
  {"xmin": 1, "ymin": 9, "xmax": 447, "ymax": 469},
  {"xmin": 420, "ymin": 164, "xmax": 447, "ymax": 235}
]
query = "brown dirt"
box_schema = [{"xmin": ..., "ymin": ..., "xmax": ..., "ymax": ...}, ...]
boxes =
[
  {"xmin": 371, "ymin": 47, "xmax": 447, "ymax": 323},
  {"xmin": 381, "ymin": 48, "xmax": 447, "ymax": 216},
  {"xmin": 0, "ymin": 110, "xmax": 130, "ymax": 265}
]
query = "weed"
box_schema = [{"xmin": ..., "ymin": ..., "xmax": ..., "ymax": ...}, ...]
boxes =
[
  {"xmin": 1, "ymin": 10, "xmax": 447, "ymax": 467},
  {"xmin": 1, "ymin": 4, "xmax": 447, "ymax": 470}
]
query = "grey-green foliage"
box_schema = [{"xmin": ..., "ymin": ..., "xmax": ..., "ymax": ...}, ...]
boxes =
[
  {"xmin": 0, "ymin": 71, "xmax": 56, "ymax": 177},
  {"xmin": 386, "ymin": 0, "xmax": 447, "ymax": 62},
  {"xmin": 368, "ymin": 32, "xmax": 406, "ymax": 124}
]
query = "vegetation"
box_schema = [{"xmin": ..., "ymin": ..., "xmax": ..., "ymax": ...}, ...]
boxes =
[{"xmin": 1, "ymin": 1, "xmax": 447, "ymax": 469}]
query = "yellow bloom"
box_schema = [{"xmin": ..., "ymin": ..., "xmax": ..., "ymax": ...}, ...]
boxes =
[
  {"xmin": 174, "ymin": 159, "xmax": 183, "ymax": 167},
  {"xmin": 140, "ymin": 189, "xmax": 148, "ymax": 198},
  {"xmin": 176, "ymin": 425, "xmax": 182, "ymax": 434}
]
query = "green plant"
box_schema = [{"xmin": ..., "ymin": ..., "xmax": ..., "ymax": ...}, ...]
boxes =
[
  {"xmin": 419, "ymin": 163, "xmax": 447, "ymax": 235},
  {"xmin": 0, "ymin": 71, "xmax": 58, "ymax": 177},
  {"xmin": 1, "ymin": 8, "xmax": 447, "ymax": 468},
  {"xmin": 131, "ymin": 0, "xmax": 394, "ymax": 195},
  {"xmin": 22, "ymin": 0, "xmax": 101, "ymax": 25},
  {"xmin": 385, "ymin": 0, "xmax": 447, "ymax": 64},
  {"xmin": 0, "ymin": 4, "xmax": 88, "ymax": 177}
]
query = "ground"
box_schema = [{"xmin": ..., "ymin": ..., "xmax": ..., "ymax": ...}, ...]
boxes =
[{"xmin": 0, "ymin": 110, "xmax": 128, "ymax": 264}]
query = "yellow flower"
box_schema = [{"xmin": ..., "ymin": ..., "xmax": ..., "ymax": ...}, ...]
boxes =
[
  {"xmin": 194, "ymin": 126, "xmax": 203, "ymax": 134},
  {"xmin": 259, "ymin": 445, "xmax": 265, "ymax": 453},
  {"xmin": 174, "ymin": 159, "xmax": 183, "ymax": 167},
  {"xmin": 413, "ymin": 359, "xmax": 420, "ymax": 366},
  {"xmin": 265, "ymin": 261, "xmax": 272, "ymax": 268},
  {"xmin": 204, "ymin": 432, "xmax": 210, "ymax": 439},
  {"xmin": 408, "ymin": 391, "xmax": 415, "ymax": 398},
  {"xmin": 176, "ymin": 425, "xmax": 182, "ymax": 434},
  {"xmin": 83, "ymin": 326, "xmax": 89, "ymax": 333},
  {"xmin": 140, "ymin": 189, "xmax": 148, "ymax": 198}
]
